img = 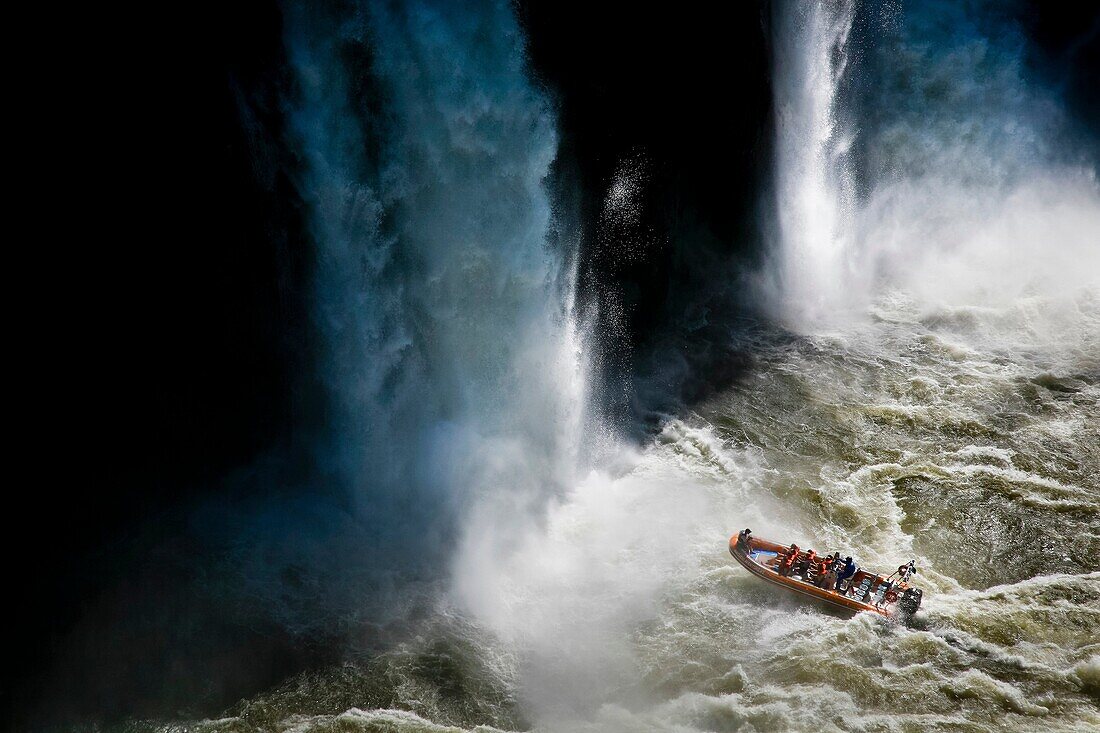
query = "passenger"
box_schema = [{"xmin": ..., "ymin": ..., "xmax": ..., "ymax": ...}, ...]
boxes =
[
  {"xmin": 814, "ymin": 554, "xmax": 834, "ymax": 587},
  {"xmin": 821, "ymin": 566, "xmax": 839, "ymax": 591},
  {"xmin": 836, "ymin": 556, "xmax": 857, "ymax": 591},
  {"xmin": 795, "ymin": 549, "xmax": 816, "ymax": 580},
  {"xmin": 779, "ymin": 544, "xmax": 799, "ymax": 577},
  {"xmin": 795, "ymin": 555, "xmax": 807, "ymax": 579},
  {"xmin": 737, "ymin": 528, "xmax": 753, "ymax": 551},
  {"xmin": 782, "ymin": 544, "xmax": 800, "ymax": 576},
  {"xmin": 805, "ymin": 548, "xmax": 822, "ymax": 581}
]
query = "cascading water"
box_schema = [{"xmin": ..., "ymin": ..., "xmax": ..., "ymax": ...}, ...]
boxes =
[
  {"xmin": 223, "ymin": 0, "xmax": 587, "ymax": 632},
  {"xmin": 769, "ymin": 0, "xmax": 857, "ymax": 326},
  {"xmin": 770, "ymin": 0, "xmax": 1100, "ymax": 332}
]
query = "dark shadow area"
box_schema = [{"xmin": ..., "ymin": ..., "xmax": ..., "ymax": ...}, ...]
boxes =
[
  {"xmin": 8, "ymin": 0, "xmax": 323, "ymax": 727},
  {"xmin": 517, "ymin": 0, "xmax": 775, "ymax": 433},
  {"xmin": 1021, "ymin": 2, "xmax": 1100, "ymax": 171}
]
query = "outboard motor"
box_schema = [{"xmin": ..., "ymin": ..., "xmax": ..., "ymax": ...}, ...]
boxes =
[{"xmin": 898, "ymin": 587, "xmax": 923, "ymax": 616}]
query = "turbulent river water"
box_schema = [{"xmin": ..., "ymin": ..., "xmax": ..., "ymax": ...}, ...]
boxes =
[
  {"xmin": 120, "ymin": 1, "xmax": 1100, "ymax": 731},
  {"xmin": 149, "ymin": 287, "xmax": 1099, "ymax": 733}
]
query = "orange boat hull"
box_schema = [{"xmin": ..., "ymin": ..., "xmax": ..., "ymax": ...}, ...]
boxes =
[{"xmin": 729, "ymin": 533, "xmax": 895, "ymax": 617}]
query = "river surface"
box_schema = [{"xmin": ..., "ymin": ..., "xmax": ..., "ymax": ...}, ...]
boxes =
[{"xmin": 148, "ymin": 285, "xmax": 1099, "ymax": 733}]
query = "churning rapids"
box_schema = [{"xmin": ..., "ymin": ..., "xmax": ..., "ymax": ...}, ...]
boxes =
[
  {"xmin": 155, "ymin": 290, "xmax": 1100, "ymax": 733},
  {"xmin": 129, "ymin": 1, "xmax": 1099, "ymax": 732}
]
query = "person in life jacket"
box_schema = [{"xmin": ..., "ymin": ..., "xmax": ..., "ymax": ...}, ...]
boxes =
[
  {"xmin": 815, "ymin": 553, "xmax": 836, "ymax": 587},
  {"xmin": 779, "ymin": 544, "xmax": 799, "ymax": 576},
  {"xmin": 795, "ymin": 549, "xmax": 817, "ymax": 580},
  {"xmin": 821, "ymin": 560, "xmax": 840, "ymax": 591}
]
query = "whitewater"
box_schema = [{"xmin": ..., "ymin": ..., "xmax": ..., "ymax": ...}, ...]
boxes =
[
  {"xmin": 171, "ymin": 293, "xmax": 1100, "ymax": 733},
  {"xmin": 145, "ymin": 1, "xmax": 1100, "ymax": 731}
]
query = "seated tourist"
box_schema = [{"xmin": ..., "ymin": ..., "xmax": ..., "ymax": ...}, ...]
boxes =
[
  {"xmin": 795, "ymin": 549, "xmax": 816, "ymax": 579},
  {"xmin": 778, "ymin": 544, "xmax": 799, "ymax": 576},
  {"xmin": 814, "ymin": 554, "xmax": 834, "ymax": 587}
]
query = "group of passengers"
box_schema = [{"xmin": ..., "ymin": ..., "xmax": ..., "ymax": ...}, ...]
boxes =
[
  {"xmin": 775, "ymin": 544, "xmax": 856, "ymax": 592},
  {"xmin": 735, "ymin": 528, "xmax": 857, "ymax": 595}
]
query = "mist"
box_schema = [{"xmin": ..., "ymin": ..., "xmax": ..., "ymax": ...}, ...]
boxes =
[{"xmin": 764, "ymin": 0, "xmax": 1100, "ymax": 331}]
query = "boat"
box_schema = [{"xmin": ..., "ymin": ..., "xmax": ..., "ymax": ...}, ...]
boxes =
[{"xmin": 728, "ymin": 529, "xmax": 923, "ymax": 618}]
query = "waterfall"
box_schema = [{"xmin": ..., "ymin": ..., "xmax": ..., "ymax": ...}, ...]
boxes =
[
  {"xmin": 270, "ymin": 0, "xmax": 586, "ymax": 622},
  {"xmin": 768, "ymin": 0, "xmax": 1100, "ymax": 329},
  {"xmin": 770, "ymin": 0, "xmax": 857, "ymax": 326}
]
